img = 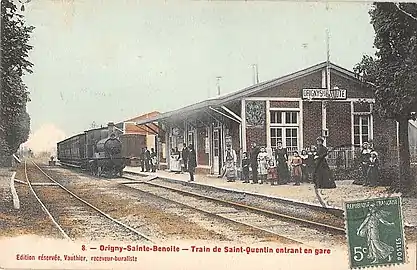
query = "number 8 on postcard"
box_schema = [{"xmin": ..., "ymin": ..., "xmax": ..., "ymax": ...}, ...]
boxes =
[{"xmin": 344, "ymin": 196, "xmax": 406, "ymax": 269}]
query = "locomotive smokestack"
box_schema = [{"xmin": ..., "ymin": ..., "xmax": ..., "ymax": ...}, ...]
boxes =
[{"xmin": 108, "ymin": 122, "xmax": 115, "ymax": 135}]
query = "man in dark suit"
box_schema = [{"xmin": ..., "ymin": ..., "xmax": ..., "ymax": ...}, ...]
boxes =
[
  {"xmin": 139, "ymin": 148, "xmax": 145, "ymax": 172},
  {"xmin": 181, "ymin": 143, "xmax": 189, "ymax": 173},
  {"xmin": 187, "ymin": 144, "xmax": 197, "ymax": 181},
  {"xmin": 144, "ymin": 147, "xmax": 151, "ymax": 172}
]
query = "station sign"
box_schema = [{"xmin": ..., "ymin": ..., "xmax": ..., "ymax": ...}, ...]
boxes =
[{"xmin": 302, "ymin": 88, "xmax": 347, "ymax": 100}]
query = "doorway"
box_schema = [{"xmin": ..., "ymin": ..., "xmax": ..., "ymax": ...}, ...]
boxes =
[{"xmin": 212, "ymin": 128, "xmax": 222, "ymax": 174}]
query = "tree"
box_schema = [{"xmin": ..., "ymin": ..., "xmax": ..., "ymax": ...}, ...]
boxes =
[
  {"xmin": 5, "ymin": 109, "xmax": 30, "ymax": 154},
  {"xmin": 354, "ymin": 3, "xmax": 417, "ymax": 194},
  {"xmin": 0, "ymin": 0, "xmax": 34, "ymax": 165}
]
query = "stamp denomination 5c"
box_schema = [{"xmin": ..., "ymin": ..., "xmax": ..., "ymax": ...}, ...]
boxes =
[{"xmin": 344, "ymin": 196, "xmax": 406, "ymax": 269}]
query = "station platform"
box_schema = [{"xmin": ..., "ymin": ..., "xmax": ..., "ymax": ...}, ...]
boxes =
[{"xmin": 124, "ymin": 166, "xmax": 417, "ymax": 227}]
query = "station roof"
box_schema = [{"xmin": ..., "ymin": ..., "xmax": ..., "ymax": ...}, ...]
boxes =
[{"xmin": 135, "ymin": 61, "xmax": 365, "ymax": 126}]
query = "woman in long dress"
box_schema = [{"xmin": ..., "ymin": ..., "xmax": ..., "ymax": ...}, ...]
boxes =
[
  {"xmin": 366, "ymin": 151, "xmax": 380, "ymax": 187},
  {"xmin": 306, "ymin": 146, "xmax": 316, "ymax": 183},
  {"xmin": 300, "ymin": 149, "xmax": 309, "ymax": 183},
  {"xmin": 174, "ymin": 148, "xmax": 183, "ymax": 173},
  {"xmin": 353, "ymin": 142, "xmax": 372, "ymax": 185},
  {"xmin": 313, "ymin": 137, "xmax": 336, "ymax": 189},
  {"xmin": 257, "ymin": 147, "xmax": 268, "ymax": 184},
  {"xmin": 356, "ymin": 204, "xmax": 395, "ymax": 263},
  {"xmin": 224, "ymin": 144, "xmax": 237, "ymax": 182},
  {"xmin": 274, "ymin": 141, "xmax": 290, "ymax": 184}
]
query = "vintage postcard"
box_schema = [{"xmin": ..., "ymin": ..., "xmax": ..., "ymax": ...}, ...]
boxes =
[{"xmin": 0, "ymin": 1, "xmax": 416, "ymax": 269}]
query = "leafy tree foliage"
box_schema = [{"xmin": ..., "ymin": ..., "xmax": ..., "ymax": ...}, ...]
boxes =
[
  {"xmin": 354, "ymin": 3, "xmax": 417, "ymax": 193},
  {"xmin": 5, "ymin": 109, "xmax": 30, "ymax": 154},
  {"xmin": 0, "ymin": 0, "xmax": 34, "ymax": 165}
]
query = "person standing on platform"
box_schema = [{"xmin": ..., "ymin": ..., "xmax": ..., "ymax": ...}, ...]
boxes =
[
  {"xmin": 307, "ymin": 146, "xmax": 317, "ymax": 183},
  {"xmin": 250, "ymin": 143, "xmax": 260, "ymax": 184},
  {"xmin": 353, "ymin": 142, "xmax": 372, "ymax": 185},
  {"xmin": 275, "ymin": 141, "xmax": 290, "ymax": 184},
  {"xmin": 257, "ymin": 147, "xmax": 269, "ymax": 184},
  {"xmin": 224, "ymin": 144, "xmax": 237, "ymax": 182},
  {"xmin": 150, "ymin": 148, "xmax": 157, "ymax": 172},
  {"xmin": 181, "ymin": 143, "xmax": 189, "ymax": 173},
  {"xmin": 291, "ymin": 151, "xmax": 302, "ymax": 186},
  {"xmin": 313, "ymin": 137, "xmax": 336, "ymax": 189},
  {"xmin": 187, "ymin": 144, "xmax": 197, "ymax": 182},
  {"xmin": 144, "ymin": 147, "xmax": 151, "ymax": 172},
  {"xmin": 139, "ymin": 148, "xmax": 145, "ymax": 172},
  {"xmin": 172, "ymin": 147, "xmax": 181, "ymax": 174},
  {"xmin": 300, "ymin": 149, "xmax": 309, "ymax": 183},
  {"xmin": 267, "ymin": 159, "xmax": 278, "ymax": 185},
  {"xmin": 241, "ymin": 152, "xmax": 250, "ymax": 183},
  {"xmin": 365, "ymin": 151, "xmax": 380, "ymax": 187}
]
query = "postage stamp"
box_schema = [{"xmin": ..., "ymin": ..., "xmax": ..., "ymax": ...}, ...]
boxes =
[{"xmin": 344, "ymin": 196, "xmax": 406, "ymax": 269}]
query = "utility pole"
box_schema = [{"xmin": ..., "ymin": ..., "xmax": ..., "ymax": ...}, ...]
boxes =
[
  {"xmin": 0, "ymin": 0, "xmax": 5, "ymax": 165},
  {"xmin": 322, "ymin": 2, "xmax": 331, "ymax": 146},
  {"xmin": 251, "ymin": 64, "xmax": 259, "ymax": 84},
  {"xmin": 216, "ymin": 76, "xmax": 222, "ymax": 96}
]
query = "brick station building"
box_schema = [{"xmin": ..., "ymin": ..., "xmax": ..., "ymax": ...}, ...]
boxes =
[{"xmin": 137, "ymin": 61, "xmax": 398, "ymax": 175}]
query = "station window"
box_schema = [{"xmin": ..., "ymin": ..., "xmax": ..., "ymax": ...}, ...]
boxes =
[
  {"xmin": 270, "ymin": 111, "xmax": 298, "ymax": 125},
  {"xmin": 353, "ymin": 115, "xmax": 371, "ymax": 147},
  {"xmin": 285, "ymin": 112, "xmax": 297, "ymax": 124},
  {"xmin": 270, "ymin": 110, "xmax": 299, "ymax": 155},
  {"xmin": 270, "ymin": 128, "xmax": 283, "ymax": 148},
  {"xmin": 270, "ymin": 111, "xmax": 282, "ymax": 124}
]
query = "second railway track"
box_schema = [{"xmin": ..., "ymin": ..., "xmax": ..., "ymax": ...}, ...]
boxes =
[
  {"xmin": 25, "ymin": 161, "xmax": 154, "ymax": 243},
  {"xmin": 121, "ymin": 175, "xmax": 346, "ymax": 247}
]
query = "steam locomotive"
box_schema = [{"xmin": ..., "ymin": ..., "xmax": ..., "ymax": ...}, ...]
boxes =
[{"xmin": 57, "ymin": 122, "xmax": 128, "ymax": 177}]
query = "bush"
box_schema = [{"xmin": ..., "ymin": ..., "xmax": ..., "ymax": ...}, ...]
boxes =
[{"xmin": 378, "ymin": 165, "xmax": 400, "ymax": 187}]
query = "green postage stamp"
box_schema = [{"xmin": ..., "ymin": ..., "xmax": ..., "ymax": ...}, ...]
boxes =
[{"xmin": 344, "ymin": 196, "xmax": 406, "ymax": 269}]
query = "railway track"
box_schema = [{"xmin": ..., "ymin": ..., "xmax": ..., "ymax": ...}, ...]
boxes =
[
  {"xmin": 25, "ymin": 161, "xmax": 154, "ymax": 243},
  {"xmin": 121, "ymin": 175, "xmax": 346, "ymax": 246},
  {"xmin": 122, "ymin": 174, "xmax": 345, "ymax": 234}
]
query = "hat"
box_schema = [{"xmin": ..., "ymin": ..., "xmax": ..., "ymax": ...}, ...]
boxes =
[
  {"xmin": 370, "ymin": 151, "xmax": 378, "ymax": 157},
  {"xmin": 316, "ymin": 136, "xmax": 324, "ymax": 142}
]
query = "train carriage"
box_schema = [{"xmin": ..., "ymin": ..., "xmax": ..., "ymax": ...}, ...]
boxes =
[{"xmin": 57, "ymin": 133, "xmax": 85, "ymax": 167}]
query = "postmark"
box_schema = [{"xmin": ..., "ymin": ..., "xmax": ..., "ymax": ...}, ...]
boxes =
[{"xmin": 344, "ymin": 196, "xmax": 406, "ymax": 269}]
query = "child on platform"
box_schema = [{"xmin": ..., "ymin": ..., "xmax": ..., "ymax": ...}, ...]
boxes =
[
  {"xmin": 241, "ymin": 152, "xmax": 250, "ymax": 183},
  {"xmin": 267, "ymin": 159, "xmax": 278, "ymax": 186},
  {"xmin": 291, "ymin": 151, "xmax": 302, "ymax": 186}
]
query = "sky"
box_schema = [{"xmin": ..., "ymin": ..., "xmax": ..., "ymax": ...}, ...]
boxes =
[{"xmin": 19, "ymin": 0, "xmax": 377, "ymax": 153}]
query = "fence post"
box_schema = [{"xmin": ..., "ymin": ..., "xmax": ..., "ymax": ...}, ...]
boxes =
[{"xmin": 345, "ymin": 149, "xmax": 348, "ymax": 169}]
